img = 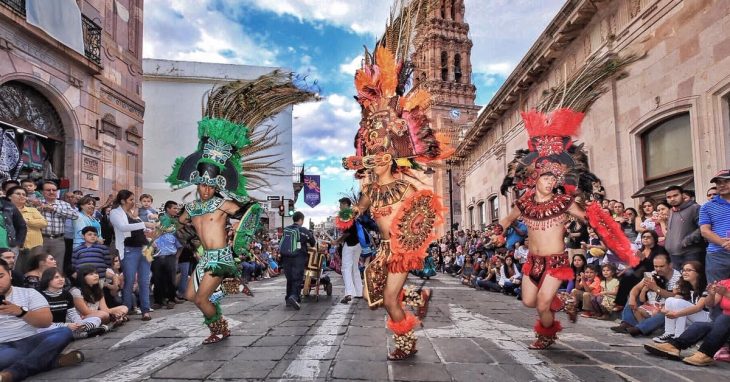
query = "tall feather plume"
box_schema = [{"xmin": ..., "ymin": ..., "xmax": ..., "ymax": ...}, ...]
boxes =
[{"xmin": 202, "ymin": 70, "xmax": 320, "ymax": 189}]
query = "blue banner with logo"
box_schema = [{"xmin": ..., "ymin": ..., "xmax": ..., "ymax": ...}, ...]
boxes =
[{"xmin": 303, "ymin": 175, "xmax": 321, "ymax": 208}]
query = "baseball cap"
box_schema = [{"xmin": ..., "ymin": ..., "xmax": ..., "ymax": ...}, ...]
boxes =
[{"xmin": 710, "ymin": 169, "xmax": 730, "ymax": 183}]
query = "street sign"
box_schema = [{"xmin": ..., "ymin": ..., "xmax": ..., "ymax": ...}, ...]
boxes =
[{"xmin": 267, "ymin": 196, "xmax": 281, "ymax": 201}]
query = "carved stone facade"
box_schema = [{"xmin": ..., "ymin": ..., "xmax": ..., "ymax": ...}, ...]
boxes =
[
  {"xmin": 455, "ymin": 0, "xmax": 730, "ymax": 230},
  {"xmin": 411, "ymin": 0, "xmax": 480, "ymax": 234},
  {"xmin": 0, "ymin": 0, "xmax": 144, "ymax": 196}
]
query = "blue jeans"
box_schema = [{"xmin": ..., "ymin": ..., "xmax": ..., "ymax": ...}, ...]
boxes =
[
  {"xmin": 0, "ymin": 327, "xmax": 74, "ymax": 381},
  {"xmin": 122, "ymin": 246, "xmax": 151, "ymax": 313},
  {"xmin": 177, "ymin": 261, "xmax": 191, "ymax": 297},
  {"xmin": 706, "ymin": 251, "xmax": 730, "ymax": 284},
  {"xmin": 671, "ymin": 314, "xmax": 730, "ymax": 356},
  {"xmin": 621, "ymin": 298, "xmax": 666, "ymax": 335},
  {"xmin": 281, "ymin": 254, "xmax": 306, "ymax": 302}
]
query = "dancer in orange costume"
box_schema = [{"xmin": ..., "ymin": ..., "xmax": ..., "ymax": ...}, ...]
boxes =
[{"xmin": 338, "ymin": 44, "xmax": 450, "ymax": 360}]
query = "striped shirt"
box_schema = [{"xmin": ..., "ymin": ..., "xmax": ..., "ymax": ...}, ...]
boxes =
[
  {"xmin": 40, "ymin": 199, "xmax": 78, "ymax": 236},
  {"xmin": 699, "ymin": 196, "xmax": 730, "ymax": 253},
  {"xmin": 72, "ymin": 243, "xmax": 112, "ymax": 275},
  {"xmin": 0, "ymin": 287, "xmax": 49, "ymax": 342}
]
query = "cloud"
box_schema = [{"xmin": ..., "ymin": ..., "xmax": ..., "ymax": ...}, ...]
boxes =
[
  {"xmin": 144, "ymin": 1, "xmax": 277, "ymax": 65},
  {"xmin": 298, "ymin": 202, "xmax": 339, "ymax": 223},
  {"xmin": 291, "ymin": 94, "xmax": 361, "ymax": 162},
  {"xmin": 238, "ymin": 0, "xmax": 394, "ymax": 36},
  {"xmin": 464, "ymin": 0, "xmax": 564, "ymax": 81},
  {"xmin": 339, "ymin": 55, "xmax": 362, "ymax": 75}
]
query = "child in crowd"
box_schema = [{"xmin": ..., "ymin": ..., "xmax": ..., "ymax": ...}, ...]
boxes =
[
  {"xmin": 38, "ymin": 267, "xmax": 106, "ymax": 339},
  {"xmin": 137, "ymin": 194, "xmax": 159, "ymax": 222},
  {"xmin": 71, "ymin": 265, "xmax": 128, "ymax": 326},
  {"xmin": 71, "ymin": 226, "xmax": 111, "ymax": 280},
  {"xmin": 572, "ymin": 265, "xmax": 602, "ymax": 318},
  {"xmin": 592, "ymin": 263, "xmax": 619, "ymax": 320}
]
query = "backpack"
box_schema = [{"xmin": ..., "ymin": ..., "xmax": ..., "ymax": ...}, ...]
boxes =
[{"xmin": 279, "ymin": 226, "xmax": 301, "ymax": 256}]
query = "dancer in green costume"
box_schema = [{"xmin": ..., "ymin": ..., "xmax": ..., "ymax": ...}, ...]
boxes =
[{"xmin": 166, "ymin": 72, "xmax": 318, "ymax": 344}]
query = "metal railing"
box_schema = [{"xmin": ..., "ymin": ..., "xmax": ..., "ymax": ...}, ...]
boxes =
[
  {"xmin": 1, "ymin": 0, "xmax": 102, "ymax": 65},
  {"xmin": 81, "ymin": 15, "xmax": 101, "ymax": 65}
]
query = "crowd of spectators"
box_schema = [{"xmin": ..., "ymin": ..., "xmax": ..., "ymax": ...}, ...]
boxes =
[
  {"xmin": 0, "ymin": 179, "xmax": 283, "ymax": 381},
  {"xmin": 433, "ymin": 172, "xmax": 730, "ymax": 367}
]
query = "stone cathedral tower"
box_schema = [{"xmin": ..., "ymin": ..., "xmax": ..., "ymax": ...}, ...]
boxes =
[{"xmin": 411, "ymin": 0, "xmax": 479, "ymax": 235}]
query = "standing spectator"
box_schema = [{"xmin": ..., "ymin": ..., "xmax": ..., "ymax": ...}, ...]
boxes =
[
  {"xmin": 1, "ymin": 180, "xmax": 20, "ymax": 194},
  {"xmin": 612, "ymin": 201, "xmax": 625, "ymax": 221},
  {"xmin": 0, "ymin": 258, "xmax": 84, "ymax": 381},
  {"xmin": 699, "ymin": 170, "xmax": 730, "ymax": 283},
  {"xmin": 505, "ymin": 219, "xmax": 527, "ymax": 250},
  {"xmin": 664, "ymin": 186, "xmax": 704, "ymax": 270},
  {"xmin": 1, "ymin": 248, "xmax": 24, "ymax": 287},
  {"xmin": 6, "ymin": 186, "xmax": 46, "ymax": 273},
  {"xmin": 137, "ymin": 194, "xmax": 158, "ymax": 223},
  {"xmin": 706, "ymin": 186, "xmax": 718, "ymax": 201},
  {"xmin": 622, "ymin": 208, "xmax": 640, "ymax": 242},
  {"xmin": 279, "ymin": 211, "xmax": 316, "ymax": 310},
  {"xmin": 72, "ymin": 195, "xmax": 102, "ymax": 248},
  {"xmin": 20, "ymin": 179, "xmax": 41, "ymax": 204},
  {"xmin": 654, "ymin": 202, "xmax": 671, "ymax": 246},
  {"xmin": 151, "ymin": 201, "xmax": 182, "ymax": 310},
  {"xmin": 653, "ymin": 261, "xmax": 709, "ymax": 343},
  {"xmin": 514, "ymin": 238, "xmax": 529, "ymax": 265},
  {"xmin": 37, "ymin": 181, "xmax": 78, "ymax": 272},
  {"xmin": 71, "ymin": 227, "xmax": 111, "ymax": 279},
  {"xmin": 110, "ymin": 190, "xmax": 156, "ymax": 321},
  {"xmin": 175, "ymin": 223, "xmax": 197, "ymax": 300},
  {"xmin": 636, "ymin": 201, "xmax": 655, "ymax": 234},
  {"xmin": 0, "ymin": 189, "xmax": 27, "ymax": 256},
  {"xmin": 591, "ymin": 179, "xmax": 606, "ymax": 202},
  {"xmin": 62, "ymin": 192, "xmax": 79, "ymax": 276},
  {"xmin": 565, "ymin": 217, "xmax": 589, "ymax": 256},
  {"xmin": 335, "ymin": 197, "xmax": 363, "ymax": 304}
]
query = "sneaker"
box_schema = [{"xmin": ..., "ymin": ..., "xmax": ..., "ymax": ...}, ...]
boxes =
[
  {"xmin": 287, "ymin": 296, "xmax": 300, "ymax": 310},
  {"xmin": 683, "ymin": 351, "xmax": 714, "ymax": 366},
  {"xmin": 73, "ymin": 331, "xmax": 89, "ymax": 340},
  {"xmin": 652, "ymin": 333, "xmax": 674, "ymax": 343},
  {"xmin": 133, "ymin": 307, "xmax": 142, "ymax": 315},
  {"xmin": 87, "ymin": 327, "xmax": 107, "ymax": 337}
]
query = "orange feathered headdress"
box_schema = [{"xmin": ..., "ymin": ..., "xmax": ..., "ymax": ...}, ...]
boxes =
[{"xmin": 343, "ymin": 46, "xmax": 451, "ymax": 174}]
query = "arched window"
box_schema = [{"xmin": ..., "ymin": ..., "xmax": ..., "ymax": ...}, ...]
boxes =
[
  {"xmin": 0, "ymin": 81, "xmax": 65, "ymax": 179},
  {"xmin": 633, "ymin": 113, "xmax": 694, "ymax": 199},
  {"xmin": 451, "ymin": 0, "xmax": 457, "ymax": 20},
  {"xmin": 454, "ymin": 54, "xmax": 462, "ymax": 83},
  {"xmin": 468, "ymin": 206, "xmax": 474, "ymax": 229},
  {"xmin": 441, "ymin": 51, "xmax": 448, "ymax": 81},
  {"xmin": 489, "ymin": 196, "xmax": 499, "ymax": 223},
  {"xmin": 441, "ymin": 0, "xmax": 446, "ymax": 18}
]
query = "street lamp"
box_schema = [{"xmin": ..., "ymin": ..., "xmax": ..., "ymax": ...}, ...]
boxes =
[{"xmin": 446, "ymin": 159, "xmax": 454, "ymax": 245}]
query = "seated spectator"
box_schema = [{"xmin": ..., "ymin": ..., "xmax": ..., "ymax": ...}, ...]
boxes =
[
  {"xmin": 38, "ymin": 267, "xmax": 106, "ymax": 339},
  {"xmin": 611, "ymin": 254, "xmax": 680, "ymax": 337},
  {"xmin": 592, "ymin": 263, "xmax": 619, "ymax": 320},
  {"xmin": 572, "ymin": 265, "xmax": 601, "ymax": 318},
  {"xmin": 565, "ymin": 253, "xmax": 587, "ymax": 293},
  {"xmin": 513, "ymin": 238, "xmax": 529, "ymax": 265},
  {"xmin": 460, "ymin": 255, "xmax": 474, "ymax": 285},
  {"xmin": 635, "ymin": 200, "xmax": 655, "ymax": 235},
  {"xmin": 498, "ymin": 255, "xmax": 521, "ymax": 296},
  {"xmin": 71, "ymin": 227, "xmax": 111, "ymax": 279},
  {"xmin": 103, "ymin": 254, "xmax": 124, "ymax": 308},
  {"xmin": 71, "ymin": 266, "xmax": 128, "ymax": 326},
  {"xmin": 0, "ymin": 259, "xmax": 84, "ymax": 381},
  {"xmin": 615, "ymin": 230, "xmax": 668, "ymax": 308},
  {"xmin": 644, "ymin": 278, "xmax": 730, "ymax": 366},
  {"xmin": 451, "ymin": 247, "xmax": 465, "ymax": 275},
  {"xmin": 1, "ymin": 248, "xmax": 24, "ymax": 287},
  {"xmin": 24, "ymin": 252, "xmax": 57, "ymax": 289},
  {"xmin": 652, "ymin": 261, "xmax": 710, "ymax": 343},
  {"xmin": 475, "ymin": 256, "xmax": 502, "ymax": 292},
  {"xmin": 582, "ymin": 228, "xmax": 607, "ymax": 266}
]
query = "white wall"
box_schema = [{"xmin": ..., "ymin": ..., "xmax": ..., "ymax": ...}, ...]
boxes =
[{"xmin": 141, "ymin": 59, "xmax": 295, "ymax": 206}]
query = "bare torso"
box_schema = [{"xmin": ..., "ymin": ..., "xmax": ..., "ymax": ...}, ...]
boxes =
[{"xmin": 179, "ymin": 198, "xmax": 239, "ymax": 250}]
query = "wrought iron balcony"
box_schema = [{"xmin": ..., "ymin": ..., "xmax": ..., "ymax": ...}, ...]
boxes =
[
  {"xmin": 82, "ymin": 15, "xmax": 101, "ymax": 65},
  {"xmin": 1, "ymin": 0, "xmax": 102, "ymax": 65}
]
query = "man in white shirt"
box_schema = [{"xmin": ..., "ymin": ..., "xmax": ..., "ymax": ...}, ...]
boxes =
[{"xmin": 0, "ymin": 258, "xmax": 84, "ymax": 381}]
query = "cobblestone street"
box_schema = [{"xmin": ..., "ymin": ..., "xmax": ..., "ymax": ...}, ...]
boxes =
[{"xmin": 26, "ymin": 273, "xmax": 730, "ymax": 381}]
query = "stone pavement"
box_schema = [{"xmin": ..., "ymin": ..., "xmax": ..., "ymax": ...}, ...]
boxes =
[{"xmin": 28, "ymin": 272, "xmax": 730, "ymax": 381}]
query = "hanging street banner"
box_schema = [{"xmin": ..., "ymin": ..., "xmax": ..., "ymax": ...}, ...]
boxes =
[{"xmin": 303, "ymin": 175, "xmax": 321, "ymax": 208}]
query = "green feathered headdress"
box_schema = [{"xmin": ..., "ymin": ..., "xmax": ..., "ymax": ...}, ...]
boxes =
[{"xmin": 165, "ymin": 70, "xmax": 321, "ymax": 202}]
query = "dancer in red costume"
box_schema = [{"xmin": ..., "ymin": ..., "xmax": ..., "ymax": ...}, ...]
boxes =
[
  {"xmin": 338, "ymin": 44, "xmax": 450, "ymax": 360},
  {"xmin": 499, "ymin": 108, "xmax": 639, "ymax": 349}
]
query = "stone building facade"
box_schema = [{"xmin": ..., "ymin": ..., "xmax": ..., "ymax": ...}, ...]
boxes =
[
  {"xmin": 455, "ymin": 0, "xmax": 730, "ymax": 230},
  {"xmin": 410, "ymin": 0, "xmax": 480, "ymax": 234},
  {"xmin": 0, "ymin": 0, "xmax": 144, "ymax": 197}
]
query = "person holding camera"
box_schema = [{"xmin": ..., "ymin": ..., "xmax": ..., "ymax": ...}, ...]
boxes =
[{"xmin": 612, "ymin": 253, "xmax": 681, "ymax": 336}]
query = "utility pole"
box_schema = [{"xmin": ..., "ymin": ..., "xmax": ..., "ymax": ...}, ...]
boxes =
[
  {"xmin": 281, "ymin": 195, "xmax": 285, "ymax": 233},
  {"xmin": 447, "ymin": 160, "xmax": 454, "ymax": 245}
]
